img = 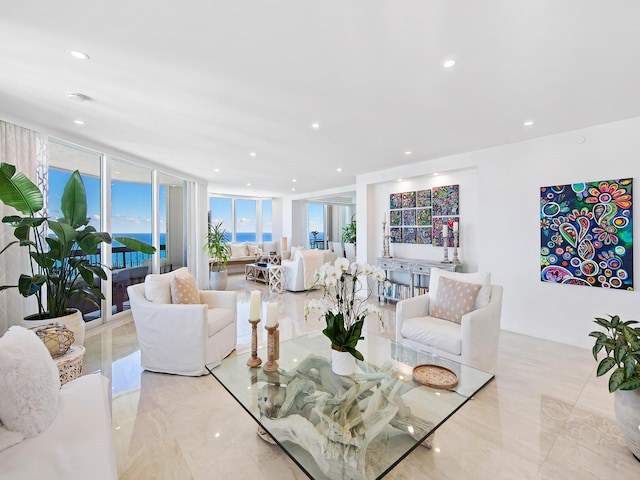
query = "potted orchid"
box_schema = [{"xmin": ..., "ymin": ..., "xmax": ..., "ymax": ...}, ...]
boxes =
[{"xmin": 305, "ymin": 257, "xmax": 385, "ymax": 375}]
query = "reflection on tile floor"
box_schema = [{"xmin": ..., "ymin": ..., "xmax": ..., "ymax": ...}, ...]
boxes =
[{"xmin": 83, "ymin": 274, "xmax": 640, "ymax": 479}]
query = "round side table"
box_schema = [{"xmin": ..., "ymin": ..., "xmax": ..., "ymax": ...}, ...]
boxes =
[
  {"xmin": 268, "ymin": 265, "xmax": 284, "ymax": 293},
  {"xmin": 54, "ymin": 345, "xmax": 86, "ymax": 386}
]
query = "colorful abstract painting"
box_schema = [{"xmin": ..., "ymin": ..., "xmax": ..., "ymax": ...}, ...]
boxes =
[
  {"xmin": 540, "ymin": 178, "xmax": 633, "ymax": 290},
  {"xmin": 417, "ymin": 227, "xmax": 431, "ymax": 244},
  {"xmin": 431, "ymin": 217, "xmax": 447, "ymax": 247},
  {"xmin": 403, "ymin": 227, "xmax": 417, "ymax": 244},
  {"xmin": 402, "ymin": 209, "xmax": 416, "ymax": 226},
  {"xmin": 417, "ymin": 189, "xmax": 431, "ymax": 208},
  {"xmin": 432, "ymin": 185, "xmax": 459, "ymax": 216},
  {"xmin": 402, "ymin": 191, "xmax": 416, "ymax": 208},
  {"xmin": 390, "ymin": 210, "xmax": 402, "ymax": 226},
  {"xmin": 390, "ymin": 227, "xmax": 402, "ymax": 243},
  {"xmin": 390, "ymin": 193, "xmax": 403, "ymax": 210},
  {"xmin": 416, "ymin": 208, "xmax": 431, "ymax": 226}
]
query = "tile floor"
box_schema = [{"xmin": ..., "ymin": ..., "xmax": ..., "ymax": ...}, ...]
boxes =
[{"xmin": 83, "ymin": 274, "xmax": 640, "ymax": 479}]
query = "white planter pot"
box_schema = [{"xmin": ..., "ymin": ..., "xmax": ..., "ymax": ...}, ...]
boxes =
[
  {"xmin": 614, "ymin": 389, "xmax": 640, "ymax": 460},
  {"xmin": 210, "ymin": 270, "xmax": 228, "ymax": 290},
  {"xmin": 23, "ymin": 309, "xmax": 85, "ymax": 346},
  {"xmin": 331, "ymin": 348, "xmax": 357, "ymax": 376}
]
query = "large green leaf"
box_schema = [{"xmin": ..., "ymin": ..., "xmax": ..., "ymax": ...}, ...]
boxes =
[
  {"xmin": 609, "ymin": 368, "xmax": 625, "ymax": 392},
  {"xmin": 61, "ymin": 170, "xmax": 88, "ymax": 228},
  {"xmin": 0, "ymin": 163, "xmax": 43, "ymax": 215},
  {"xmin": 114, "ymin": 236, "xmax": 156, "ymax": 255},
  {"xmin": 619, "ymin": 376, "xmax": 640, "ymax": 390},
  {"xmin": 596, "ymin": 357, "xmax": 617, "ymax": 377}
]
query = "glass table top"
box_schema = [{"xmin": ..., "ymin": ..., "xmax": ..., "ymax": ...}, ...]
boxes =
[{"xmin": 206, "ymin": 331, "xmax": 493, "ymax": 480}]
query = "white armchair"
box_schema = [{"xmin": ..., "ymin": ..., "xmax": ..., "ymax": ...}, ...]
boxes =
[
  {"xmin": 127, "ymin": 276, "xmax": 237, "ymax": 376},
  {"xmin": 396, "ymin": 269, "xmax": 503, "ymax": 373}
]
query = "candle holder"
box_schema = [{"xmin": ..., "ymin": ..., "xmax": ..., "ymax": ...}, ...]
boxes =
[
  {"xmin": 247, "ymin": 319, "xmax": 262, "ymax": 367},
  {"xmin": 441, "ymin": 230, "xmax": 452, "ymax": 264},
  {"xmin": 452, "ymin": 230, "xmax": 461, "ymax": 265},
  {"xmin": 263, "ymin": 323, "xmax": 280, "ymax": 372},
  {"xmin": 382, "ymin": 219, "xmax": 391, "ymax": 257}
]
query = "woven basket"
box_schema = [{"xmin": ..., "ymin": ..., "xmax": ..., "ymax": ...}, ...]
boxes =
[{"xmin": 29, "ymin": 323, "xmax": 75, "ymax": 358}]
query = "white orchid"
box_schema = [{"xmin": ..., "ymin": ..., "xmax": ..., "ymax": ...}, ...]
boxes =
[
  {"xmin": 372, "ymin": 266, "xmax": 386, "ymax": 282},
  {"xmin": 325, "ymin": 277, "xmax": 338, "ymax": 288},
  {"xmin": 335, "ymin": 257, "xmax": 350, "ymax": 272}
]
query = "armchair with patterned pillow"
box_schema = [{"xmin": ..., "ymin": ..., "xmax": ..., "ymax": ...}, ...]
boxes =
[
  {"xmin": 395, "ymin": 268, "xmax": 503, "ymax": 373},
  {"xmin": 127, "ymin": 268, "xmax": 237, "ymax": 376}
]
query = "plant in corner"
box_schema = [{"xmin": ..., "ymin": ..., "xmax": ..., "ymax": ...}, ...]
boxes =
[
  {"xmin": 589, "ymin": 314, "xmax": 640, "ymax": 459},
  {"xmin": 342, "ymin": 219, "xmax": 356, "ymax": 244},
  {"xmin": 204, "ymin": 220, "xmax": 231, "ymax": 290},
  {"xmin": 305, "ymin": 258, "xmax": 385, "ymax": 375},
  {"xmin": 0, "ymin": 162, "xmax": 155, "ymax": 329}
]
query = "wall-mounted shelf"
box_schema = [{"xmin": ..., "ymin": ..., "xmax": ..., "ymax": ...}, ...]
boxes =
[{"xmin": 376, "ymin": 257, "xmax": 461, "ymax": 302}]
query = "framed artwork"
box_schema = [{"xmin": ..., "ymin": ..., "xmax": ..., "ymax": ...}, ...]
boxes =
[
  {"xmin": 390, "ymin": 193, "xmax": 403, "ymax": 210},
  {"xmin": 402, "ymin": 227, "xmax": 417, "ymax": 244},
  {"xmin": 417, "ymin": 227, "xmax": 431, "ymax": 244},
  {"xmin": 402, "ymin": 191, "xmax": 416, "ymax": 208},
  {"xmin": 540, "ymin": 178, "xmax": 633, "ymax": 290},
  {"xmin": 416, "ymin": 208, "xmax": 431, "ymax": 226},
  {"xmin": 390, "ymin": 210, "xmax": 402, "ymax": 226},
  {"xmin": 417, "ymin": 190, "xmax": 431, "ymax": 208},
  {"xmin": 432, "ymin": 185, "xmax": 459, "ymax": 216},
  {"xmin": 390, "ymin": 227, "xmax": 402, "ymax": 243},
  {"xmin": 402, "ymin": 209, "xmax": 416, "ymax": 226}
]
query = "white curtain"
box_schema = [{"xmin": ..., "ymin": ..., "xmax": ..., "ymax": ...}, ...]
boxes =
[{"xmin": 0, "ymin": 121, "xmax": 48, "ymax": 333}]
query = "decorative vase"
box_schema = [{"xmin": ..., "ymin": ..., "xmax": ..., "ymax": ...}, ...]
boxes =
[
  {"xmin": 28, "ymin": 323, "xmax": 74, "ymax": 357},
  {"xmin": 614, "ymin": 389, "xmax": 640, "ymax": 460},
  {"xmin": 331, "ymin": 347, "xmax": 357, "ymax": 376},
  {"xmin": 210, "ymin": 270, "xmax": 228, "ymax": 290},
  {"xmin": 23, "ymin": 309, "xmax": 85, "ymax": 346}
]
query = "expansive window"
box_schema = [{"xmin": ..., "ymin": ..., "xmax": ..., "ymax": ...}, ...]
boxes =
[
  {"xmin": 235, "ymin": 199, "xmax": 256, "ymax": 242},
  {"xmin": 308, "ymin": 203, "xmax": 325, "ymax": 249},
  {"xmin": 209, "ymin": 197, "xmax": 272, "ymax": 243},
  {"xmin": 209, "ymin": 197, "xmax": 233, "ymax": 242}
]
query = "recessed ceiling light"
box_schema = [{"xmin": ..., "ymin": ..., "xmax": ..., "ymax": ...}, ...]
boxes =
[
  {"xmin": 433, "ymin": 172, "xmax": 439, "ymax": 176},
  {"xmin": 114, "ymin": 171, "xmax": 120, "ymax": 175},
  {"xmin": 249, "ymin": 152, "xmax": 256, "ymax": 157},
  {"xmin": 292, "ymin": 178, "xmax": 297, "ymax": 182},
  {"xmin": 524, "ymin": 120, "xmax": 534, "ymax": 126},
  {"xmin": 73, "ymin": 119, "xmax": 85, "ymax": 125},
  {"xmin": 66, "ymin": 92, "xmax": 88, "ymax": 102},
  {"xmin": 336, "ymin": 168, "xmax": 342, "ymax": 172},
  {"xmin": 311, "ymin": 123, "xmax": 320, "ymax": 129},
  {"xmin": 214, "ymin": 168, "xmax": 220, "ymax": 172},
  {"xmin": 291, "ymin": 187, "xmax": 296, "ymax": 191},
  {"xmin": 404, "ymin": 151, "xmax": 412, "ymax": 156},
  {"xmin": 246, "ymin": 183, "xmax": 251, "ymax": 187},
  {"xmin": 443, "ymin": 59, "xmax": 456, "ymax": 68},
  {"xmin": 69, "ymin": 50, "xmax": 90, "ymax": 60},
  {"xmin": 397, "ymin": 178, "xmax": 403, "ymax": 182}
]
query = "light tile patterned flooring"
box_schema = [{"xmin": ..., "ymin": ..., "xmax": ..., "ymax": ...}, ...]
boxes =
[{"xmin": 83, "ymin": 275, "xmax": 640, "ymax": 479}]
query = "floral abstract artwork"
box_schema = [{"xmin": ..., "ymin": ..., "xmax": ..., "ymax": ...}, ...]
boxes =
[
  {"xmin": 390, "ymin": 228, "xmax": 402, "ymax": 243},
  {"xmin": 390, "ymin": 193, "xmax": 403, "ymax": 210},
  {"xmin": 402, "ymin": 209, "xmax": 416, "ymax": 226},
  {"xmin": 540, "ymin": 178, "xmax": 633, "ymax": 290},
  {"xmin": 417, "ymin": 227, "xmax": 431, "ymax": 244},
  {"xmin": 417, "ymin": 190, "xmax": 431, "ymax": 208},
  {"xmin": 432, "ymin": 185, "xmax": 459, "ymax": 216},
  {"xmin": 390, "ymin": 210, "xmax": 402, "ymax": 226},
  {"xmin": 402, "ymin": 227, "xmax": 417, "ymax": 244},
  {"xmin": 402, "ymin": 191, "xmax": 416, "ymax": 208},
  {"xmin": 416, "ymin": 208, "xmax": 431, "ymax": 226}
]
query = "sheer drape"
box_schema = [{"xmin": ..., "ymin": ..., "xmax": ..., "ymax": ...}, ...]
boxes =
[{"xmin": 0, "ymin": 120, "xmax": 48, "ymax": 333}]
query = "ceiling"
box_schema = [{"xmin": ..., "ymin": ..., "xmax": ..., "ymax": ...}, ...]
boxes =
[{"xmin": 2, "ymin": 1, "xmax": 640, "ymax": 198}]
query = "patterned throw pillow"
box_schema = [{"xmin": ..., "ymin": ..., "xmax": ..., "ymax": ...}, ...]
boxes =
[
  {"xmin": 170, "ymin": 274, "xmax": 200, "ymax": 304},
  {"xmin": 430, "ymin": 277, "xmax": 482, "ymax": 324}
]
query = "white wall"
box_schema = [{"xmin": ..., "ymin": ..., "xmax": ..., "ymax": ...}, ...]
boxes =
[{"xmin": 358, "ymin": 116, "xmax": 640, "ymax": 349}]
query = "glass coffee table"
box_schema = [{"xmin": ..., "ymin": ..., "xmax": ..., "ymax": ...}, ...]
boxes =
[{"xmin": 206, "ymin": 331, "xmax": 493, "ymax": 480}]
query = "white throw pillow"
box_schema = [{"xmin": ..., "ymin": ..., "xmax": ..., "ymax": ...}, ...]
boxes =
[
  {"xmin": 0, "ymin": 327, "xmax": 60, "ymax": 438},
  {"xmin": 229, "ymin": 243, "xmax": 247, "ymax": 258},
  {"xmin": 429, "ymin": 268, "xmax": 491, "ymax": 309},
  {"xmin": 246, "ymin": 243, "xmax": 259, "ymax": 256},
  {"xmin": 144, "ymin": 267, "xmax": 189, "ymax": 304},
  {"xmin": 0, "ymin": 423, "xmax": 25, "ymax": 451},
  {"xmin": 290, "ymin": 245, "xmax": 305, "ymax": 259},
  {"xmin": 262, "ymin": 240, "xmax": 277, "ymax": 253}
]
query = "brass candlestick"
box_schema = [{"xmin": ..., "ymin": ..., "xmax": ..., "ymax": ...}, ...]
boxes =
[
  {"xmin": 247, "ymin": 319, "xmax": 262, "ymax": 367},
  {"xmin": 263, "ymin": 324, "xmax": 279, "ymax": 372}
]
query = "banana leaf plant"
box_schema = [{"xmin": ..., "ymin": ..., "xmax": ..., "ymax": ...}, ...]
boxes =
[{"xmin": 0, "ymin": 162, "xmax": 155, "ymax": 319}]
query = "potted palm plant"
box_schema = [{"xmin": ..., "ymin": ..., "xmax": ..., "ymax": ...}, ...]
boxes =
[
  {"xmin": 589, "ymin": 314, "xmax": 640, "ymax": 459},
  {"xmin": 205, "ymin": 220, "xmax": 231, "ymax": 290},
  {"xmin": 0, "ymin": 162, "xmax": 155, "ymax": 343}
]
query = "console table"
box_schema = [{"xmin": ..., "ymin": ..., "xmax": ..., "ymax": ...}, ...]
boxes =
[{"xmin": 377, "ymin": 257, "xmax": 461, "ymax": 302}]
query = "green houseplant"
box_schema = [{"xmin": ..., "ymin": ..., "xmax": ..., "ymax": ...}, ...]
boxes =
[
  {"xmin": 0, "ymin": 162, "xmax": 155, "ymax": 337},
  {"xmin": 589, "ymin": 314, "xmax": 640, "ymax": 459},
  {"xmin": 342, "ymin": 219, "xmax": 356, "ymax": 244},
  {"xmin": 305, "ymin": 258, "xmax": 384, "ymax": 375},
  {"xmin": 204, "ymin": 220, "xmax": 231, "ymax": 290}
]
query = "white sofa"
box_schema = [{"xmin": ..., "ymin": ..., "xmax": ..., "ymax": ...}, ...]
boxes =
[
  {"xmin": 0, "ymin": 374, "xmax": 117, "ymax": 479},
  {"xmin": 396, "ymin": 269, "xmax": 503, "ymax": 373},
  {"xmin": 282, "ymin": 249, "xmax": 337, "ymax": 292},
  {"xmin": 225, "ymin": 240, "xmax": 290, "ymax": 273},
  {"xmin": 127, "ymin": 269, "xmax": 237, "ymax": 376}
]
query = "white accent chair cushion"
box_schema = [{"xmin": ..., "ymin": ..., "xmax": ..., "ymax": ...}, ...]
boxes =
[
  {"xmin": 144, "ymin": 267, "xmax": 189, "ymax": 304},
  {"xmin": 0, "ymin": 326, "xmax": 60, "ymax": 438},
  {"xmin": 128, "ymin": 282, "xmax": 238, "ymax": 375},
  {"xmin": 396, "ymin": 272, "xmax": 503, "ymax": 373},
  {"xmin": 429, "ymin": 267, "xmax": 491, "ymax": 309}
]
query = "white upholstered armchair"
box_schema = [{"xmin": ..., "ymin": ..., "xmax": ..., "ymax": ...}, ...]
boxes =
[
  {"xmin": 127, "ymin": 268, "xmax": 237, "ymax": 376},
  {"xmin": 396, "ymin": 268, "xmax": 503, "ymax": 373}
]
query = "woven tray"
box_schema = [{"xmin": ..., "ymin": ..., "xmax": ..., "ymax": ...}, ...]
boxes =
[{"xmin": 412, "ymin": 364, "xmax": 458, "ymax": 389}]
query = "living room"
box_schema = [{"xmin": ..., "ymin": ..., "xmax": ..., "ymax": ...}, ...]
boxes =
[{"xmin": 2, "ymin": 2, "xmax": 640, "ymax": 479}]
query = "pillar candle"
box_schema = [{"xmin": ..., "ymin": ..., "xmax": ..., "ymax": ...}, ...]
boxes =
[
  {"xmin": 266, "ymin": 302, "xmax": 278, "ymax": 328},
  {"xmin": 281, "ymin": 237, "xmax": 288, "ymax": 252},
  {"xmin": 442, "ymin": 224, "xmax": 448, "ymax": 237},
  {"xmin": 383, "ymin": 212, "xmax": 386, "ymax": 223},
  {"xmin": 249, "ymin": 290, "xmax": 261, "ymax": 320},
  {"xmin": 453, "ymin": 221, "xmax": 459, "ymax": 232}
]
